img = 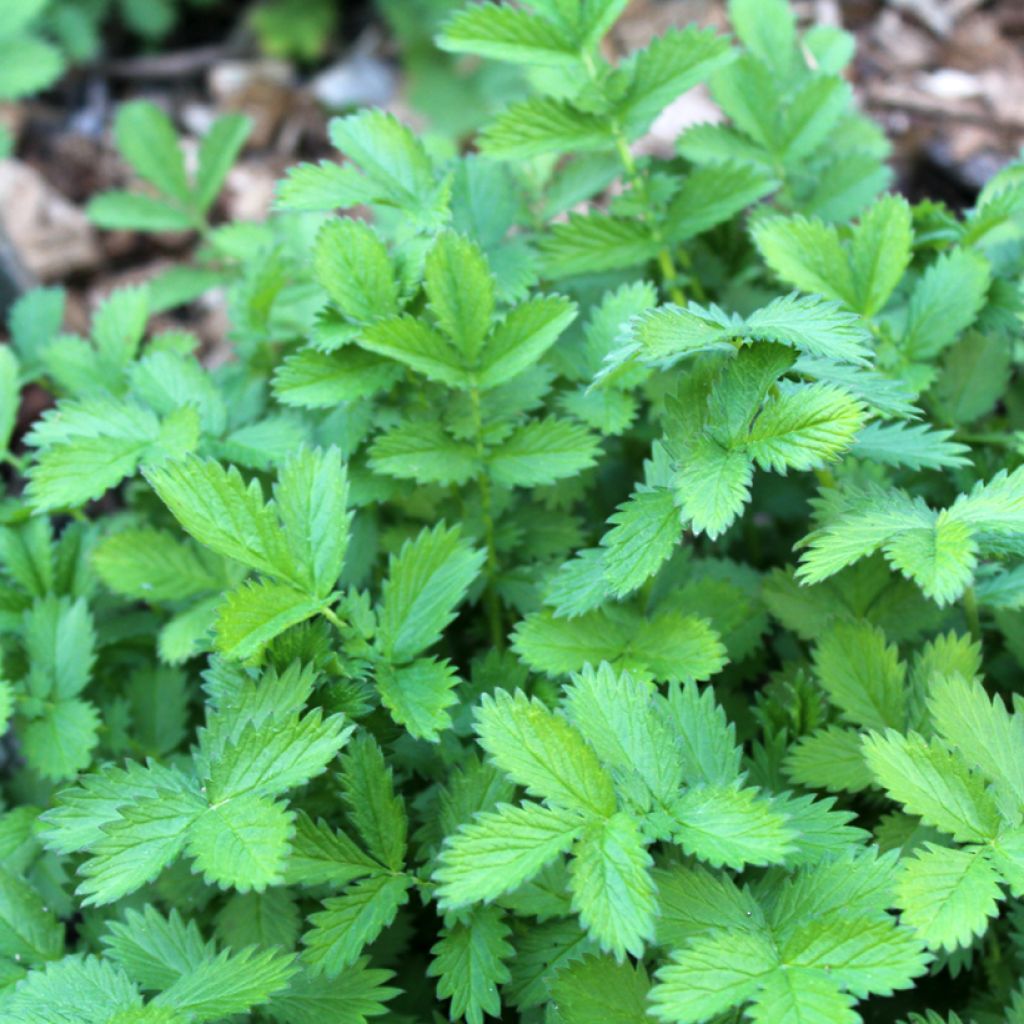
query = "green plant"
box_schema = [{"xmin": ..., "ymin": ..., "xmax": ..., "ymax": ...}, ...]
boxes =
[{"xmin": 2, "ymin": 0, "xmax": 1024, "ymax": 1021}]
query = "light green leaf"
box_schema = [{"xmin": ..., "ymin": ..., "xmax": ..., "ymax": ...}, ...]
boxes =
[
  {"xmin": 378, "ymin": 523, "xmax": 484, "ymax": 662},
  {"xmin": 313, "ymin": 219, "xmax": 399, "ymax": 325},
  {"xmin": 425, "ymin": 231, "xmax": 495, "ymax": 361},
  {"xmin": 488, "ymin": 417, "xmax": 600, "ymax": 487},
  {"xmin": 475, "ymin": 688, "xmax": 616, "ymax": 817},
  {"xmin": 302, "ymin": 874, "xmax": 412, "ymax": 976},
  {"xmin": 476, "ymin": 295, "xmax": 577, "ymax": 389},
  {"xmin": 377, "ymin": 658, "xmax": 460, "ymax": 742},
  {"xmin": 569, "ymin": 812, "xmax": 655, "ymax": 960},
  {"xmin": 671, "ymin": 784, "xmax": 794, "ymax": 869},
  {"xmin": 428, "ymin": 906, "xmax": 514, "ymax": 1024},
  {"xmin": 435, "ymin": 801, "xmax": 582, "ymax": 909},
  {"xmin": 813, "ymin": 620, "xmax": 905, "ymax": 730},
  {"xmin": 215, "ymin": 580, "xmax": 325, "ymax": 660},
  {"xmin": 896, "ymin": 844, "xmax": 1002, "ymax": 951},
  {"xmin": 187, "ymin": 795, "xmax": 295, "ymax": 893}
]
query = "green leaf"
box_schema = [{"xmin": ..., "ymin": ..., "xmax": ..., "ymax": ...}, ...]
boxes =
[
  {"xmin": 435, "ymin": 801, "xmax": 582, "ymax": 909},
  {"xmin": 513, "ymin": 608, "xmax": 726, "ymax": 682},
  {"xmin": 93, "ymin": 529, "xmax": 226, "ymax": 602},
  {"xmin": 569, "ymin": 812, "xmax": 655, "ymax": 959},
  {"xmin": 476, "ymin": 296, "xmax": 577, "ymax": 389},
  {"xmin": 145, "ymin": 455, "xmax": 294, "ymax": 582},
  {"xmin": 752, "ymin": 214, "xmax": 853, "ymax": 306},
  {"xmin": 114, "ymin": 101, "xmax": 191, "ymax": 207},
  {"xmin": 428, "ymin": 906, "xmax": 513, "ymax": 1024},
  {"xmin": 23, "ymin": 595, "xmax": 95, "ymax": 700},
  {"xmin": 27, "ymin": 399, "xmax": 192, "ymax": 512},
  {"xmin": 0, "ymin": 35, "xmax": 63, "ymax": 101},
  {"xmin": 488, "ymin": 417, "xmax": 600, "ymax": 487},
  {"xmin": 548, "ymin": 954, "xmax": 650, "ymax": 1024},
  {"xmin": 864, "ymin": 731, "xmax": 1001, "ymax": 842},
  {"xmin": 274, "ymin": 446, "xmax": 351, "ymax": 599},
  {"xmin": 272, "ymin": 348, "xmax": 402, "ymax": 408},
  {"xmin": 103, "ymin": 906, "xmax": 214, "ymax": 989},
  {"xmin": 282, "ymin": 812, "xmax": 381, "ymax": 888},
  {"xmin": 313, "ymin": 219, "xmax": 400, "ymax": 325},
  {"xmin": 205, "ymin": 708, "xmax": 351, "ymax": 803},
  {"xmin": 438, "ymin": 3, "xmax": 579, "ymax": 65},
  {"xmin": 902, "ymin": 248, "xmax": 991, "ymax": 361},
  {"xmin": 562, "ymin": 663, "xmax": 682, "ymax": 806},
  {"xmin": 22, "ymin": 699, "xmax": 101, "ymax": 781},
  {"xmin": 215, "ymin": 580, "xmax": 325, "ymax": 660},
  {"xmin": 327, "ymin": 109, "xmax": 445, "ymax": 223},
  {"xmin": 378, "ymin": 523, "xmax": 484, "ymax": 662},
  {"xmin": 425, "ymin": 231, "xmax": 495, "ymax": 362},
  {"xmin": 813, "ymin": 621, "xmax": 905, "ymax": 730},
  {"xmin": 475, "ymin": 688, "xmax": 616, "ymax": 816},
  {"xmin": 153, "ymin": 946, "xmax": 298, "ymax": 1021},
  {"xmin": 187, "ymin": 795, "xmax": 295, "ymax": 893},
  {"xmin": 927, "ymin": 672, "xmax": 1024, "ymax": 804},
  {"xmin": 78, "ymin": 784, "xmax": 206, "ymax": 906},
  {"xmin": 302, "ymin": 874, "xmax": 412, "ymax": 976},
  {"xmin": 0, "ymin": 866, "xmax": 64, "ymax": 964},
  {"xmin": 601, "ymin": 488, "xmax": 679, "ymax": 596},
  {"xmin": 481, "ymin": 98, "xmax": 613, "ymax": 160},
  {"xmin": 195, "ymin": 113, "xmax": 252, "ymax": 213},
  {"xmin": 0, "ymin": 345, "xmax": 19, "ymax": 454},
  {"xmin": 358, "ymin": 315, "xmax": 470, "ymax": 388},
  {"xmin": 671, "ymin": 784, "xmax": 794, "ymax": 869},
  {"xmin": 747, "ymin": 970, "xmax": 858, "ymax": 1024},
  {"xmin": 852, "ymin": 421, "xmax": 970, "ymax": 470},
  {"xmin": 539, "ymin": 214, "xmax": 658, "ymax": 278},
  {"xmin": 665, "ymin": 161, "xmax": 777, "ymax": 242},
  {"xmin": 266, "ymin": 960, "xmax": 399, "ymax": 1024},
  {"xmin": 662, "ymin": 680, "xmax": 742, "ymax": 786},
  {"xmin": 673, "ymin": 436, "xmax": 753, "ymax": 539},
  {"xmin": 895, "ymin": 844, "xmax": 1002, "ymax": 951},
  {"xmin": 377, "ymin": 658, "xmax": 460, "ymax": 742},
  {"xmin": 619, "ymin": 27, "xmax": 734, "ymax": 137},
  {"xmin": 745, "ymin": 384, "xmax": 865, "ymax": 473},
  {"xmin": 369, "ymin": 421, "xmax": 480, "ymax": 486},
  {"xmin": 848, "ymin": 194, "xmax": 913, "ymax": 316},
  {"xmin": 338, "ymin": 733, "xmax": 407, "ymax": 871},
  {"xmin": 649, "ymin": 931, "xmax": 778, "ymax": 1023}
]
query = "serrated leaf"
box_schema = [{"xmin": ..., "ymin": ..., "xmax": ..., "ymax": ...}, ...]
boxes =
[
  {"xmin": 187, "ymin": 795, "xmax": 295, "ymax": 893},
  {"xmin": 378, "ymin": 523, "xmax": 484, "ymax": 662},
  {"xmin": 475, "ymin": 688, "xmax": 616, "ymax": 816},
  {"xmin": 215, "ymin": 580, "xmax": 325, "ymax": 660},
  {"xmin": 435, "ymin": 801, "xmax": 582, "ymax": 909},
  {"xmin": 153, "ymin": 946, "xmax": 298, "ymax": 1021},
  {"xmin": 377, "ymin": 658, "xmax": 459, "ymax": 742},
  {"xmin": 428, "ymin": 905, "xmax": 513, "ymax": 1024},
  {"xmin": 313, "ymin": 219, "xmax": 399, "ymax": 325},
  {"xmin": 895, "ymin": 844, "xmax": 1001, "ymax": 951},
  {"xmin": 569, "ymin": 812, "xmax": 655, "ymax": 960},
  {"xmin": 488, "ymin": 417, "xmax": 600, "ymax": 487},
  {"xmin": 302, "ymin": 874, "xmax": 412, "ymax": 976},
  {"xmin": 671, "ymin": 784, "xmax": 794, "ymax": 869}
]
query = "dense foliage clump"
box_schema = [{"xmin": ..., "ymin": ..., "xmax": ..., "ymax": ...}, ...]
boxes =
[{"xmin": 2, "ymin": 0, "xmax": 1024, "ymax": 1021}]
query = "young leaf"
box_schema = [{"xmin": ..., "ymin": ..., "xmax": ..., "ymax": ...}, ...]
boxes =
[{"xmin": 378, "ymin": 523, "xmax": 485, "ymax": 663}]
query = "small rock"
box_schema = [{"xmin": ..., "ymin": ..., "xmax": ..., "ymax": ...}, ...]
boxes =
[{"xmin": 0, "ymin": 160, "xmax": 100, "ymax": 280}]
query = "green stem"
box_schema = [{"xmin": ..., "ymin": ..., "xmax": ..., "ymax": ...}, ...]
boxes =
[
  {"xmin": 321, "ymin": 606, "xmax": 346, "ymax": 632},
  {"xmin": 470, "ymin": 384, "xmax": 504, "ymax": 650},
  {"xmin": 962, "ymin": 585, "xmax": 982, "ymax": 644},
  {"xmin": 584, "ymin": 53, "xmax": 685, "ymax": 304}
]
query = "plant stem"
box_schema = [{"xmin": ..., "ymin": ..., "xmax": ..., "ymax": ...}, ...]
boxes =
[
  {"xmin": 470, "ymin": 384, "xmax": 504, "ymax": 650},
  {"xmin": 962, "ymin": 585, "xmax": 982, "ymax": 644},
  {"xmin": 322, "ymin": 606, "xmax": 346, "ymax": 632},
  {"xmin": 583, "ymin": 53, "xmax": 686, "ymax": 304}
]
